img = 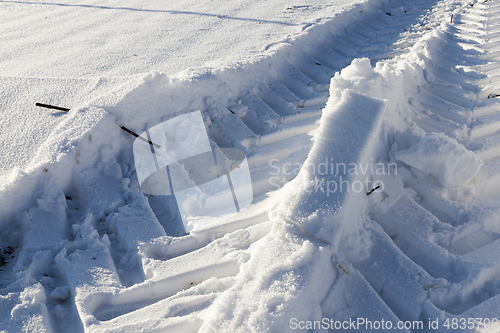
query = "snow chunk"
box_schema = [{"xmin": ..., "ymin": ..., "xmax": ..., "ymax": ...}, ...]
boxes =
[
  {"xmin": 340, "ymin": 57, "xmax": 378, "ymax": 81},
  {"xmin": 9, "ymin": 283, "xmax": 53, "ymax": 333},
  {"xmin": 50, "ymin": 287, "xmax": 70, "ymax": 302},
  {"xmin": 271, "ymin": 87, "xmax": 387, "ymax": 263},
  {"xmin": 395, "ymin": 133, "xmax": 483, "ymax": 187}
]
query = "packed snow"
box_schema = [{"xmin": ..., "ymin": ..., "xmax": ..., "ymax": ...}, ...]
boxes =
[
  {"xmin": 2, "ymin": 0, "xmax": 500, "ymax": 332},
  {"xmin": 395, "ymin": 133, "xmax": 483, "ymax": 187}
]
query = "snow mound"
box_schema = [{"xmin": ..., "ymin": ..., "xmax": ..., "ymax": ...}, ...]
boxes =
[
  {"xmin": 278, "ymin": 88, "xmax": 387, "ymax": 246},
  {"xmin": 395, "ymin": 133, "xmax": 483, "ymax": 187}
]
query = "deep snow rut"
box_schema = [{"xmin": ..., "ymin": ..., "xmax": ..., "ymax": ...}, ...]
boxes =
[
  {"xmin": 364, "ymin": 0, "xmax": 500, "ymax": 329},
  {"xmin": 2, "ymin": 0, "xmax": 500, "ymax": 332}
]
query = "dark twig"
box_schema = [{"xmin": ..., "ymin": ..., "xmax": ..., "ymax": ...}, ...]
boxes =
[
  {"xmin": 119, "ymin": 126, "xmax": 161, "ymax": 149},
  {"xmin": 35, "ymin": 103, "xmax": 70, "ymax": 112},
  {"xmin": 367, "ymin": 185, "xmax": 381, "ymax": 196},
  {"xmin": 35, "ymin": 102, "xmax": 161, "ymax": 149}
]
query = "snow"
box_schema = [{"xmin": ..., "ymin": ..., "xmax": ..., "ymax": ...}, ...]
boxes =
[
  {"xmin": 276, "ymin": 87, "xmax": 387, "ymax": 249},
  {"xmin": 2, "ymin": 0, "xmax": 500, "ymax": 332},
  {"xmin": 0, "ymin": 0, "xmax": 362, "ymax": 184},
  {"xmin": 395, "ymin": 133, "xmax": 484, "ymax": 187}
]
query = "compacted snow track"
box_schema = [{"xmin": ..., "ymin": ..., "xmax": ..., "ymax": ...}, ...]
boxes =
[
  {"xmin": 358, "ymin": 0, "xmax": 500, "ymax": 330},
  {"xmin": 2, "ymin": 0, "xmax": 500, "ymax": 332}
]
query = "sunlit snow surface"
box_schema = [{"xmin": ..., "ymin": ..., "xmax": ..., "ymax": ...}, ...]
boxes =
[
  {"xmin": 0, "ymin": 0, "xmax": 359, "ymax": 183},
  {"xmin": 2, "ymin": 0, "xmax": 500, "ymax": 332}
]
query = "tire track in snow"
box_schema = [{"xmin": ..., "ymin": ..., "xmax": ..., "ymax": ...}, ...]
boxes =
[
  {"xmin": 79, "ymin": 0, "xmax": 464, "ymax": 331},
  {"xmin": 0, "ymin": 0, "xmax": 471, "ymax": 331},
  {"xmin": 361, "ymin": 0, "xmax": 500, "ymax": 329}
]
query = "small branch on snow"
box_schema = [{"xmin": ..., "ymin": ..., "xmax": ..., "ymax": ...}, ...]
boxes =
[
  {"xmin": 119, "ymin": 126, "xmax": 161, "ymax": 149},
  {"xmin": 35, "ymin": 101, "xmax": 161, "ymax": 149},
  {"xmin": 366, "ymin": 185, "xmax": 381, "ymax": 196},
  {"xmin": 450, "ymin": 14, "xmax": 453, "ymax": 24},
  {"xmin": 35, "ymin": 102, "xmax": 70, "ymax": 112},
  {"xmin": 335, "ymin": 262, "xmax": 350, "ymax": 275}
]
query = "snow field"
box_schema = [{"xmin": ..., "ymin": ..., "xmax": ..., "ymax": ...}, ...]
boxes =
[{"xmin": 3, "ymin": 0, "xmax": 500, "ymax": 332}]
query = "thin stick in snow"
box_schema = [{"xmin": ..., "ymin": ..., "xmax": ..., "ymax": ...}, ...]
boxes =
[
  {"xmin": 367, "ymin": 185, "xmax": 381, "ymax": 196},
  {"xmin": 35, "ymin": 103, "xmax": 70, "ymax": 112},
  {"xmin": 35, "ymin": 102, "xmax": 161, "ymax": 149},
  {"xmin": 119, "ymin": 125, "xmax": 161, "ymax": 149}
]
